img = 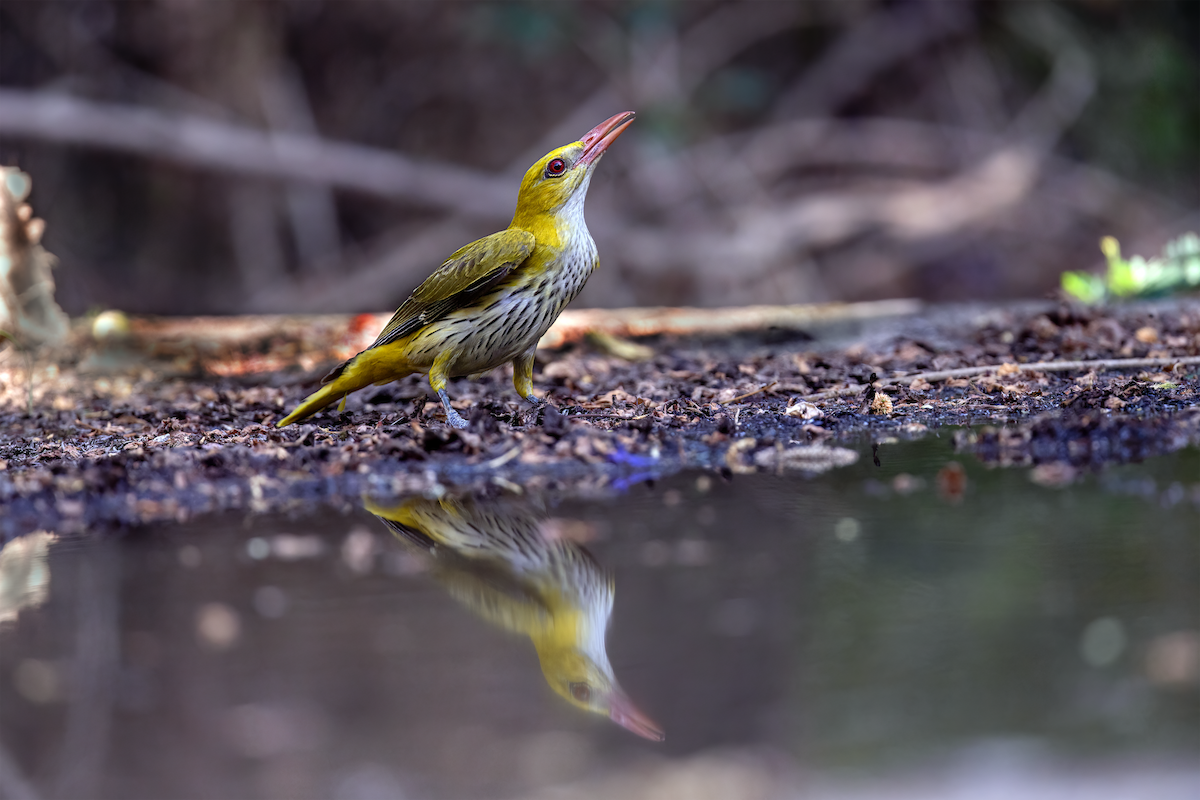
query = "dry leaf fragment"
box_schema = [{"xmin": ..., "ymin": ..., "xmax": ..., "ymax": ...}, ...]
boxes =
[{"xmin": 784, "ymin": 400, "xmax": 824, "ymax": 419}]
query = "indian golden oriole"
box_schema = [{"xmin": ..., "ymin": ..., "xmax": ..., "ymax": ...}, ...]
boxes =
[{"xmin": 278, "ymin": 112, "xmax": 636, "ymax": 429}]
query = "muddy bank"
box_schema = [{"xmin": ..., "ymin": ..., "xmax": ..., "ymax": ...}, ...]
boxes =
[{"xmin": 1, "ymin": 299, "xmax": 1197, "ymax": 537}]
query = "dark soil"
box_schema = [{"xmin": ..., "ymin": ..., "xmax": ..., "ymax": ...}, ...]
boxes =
[{"xmin": 2, "ymin": 299, "xmax": 1197, "ymax": 538}]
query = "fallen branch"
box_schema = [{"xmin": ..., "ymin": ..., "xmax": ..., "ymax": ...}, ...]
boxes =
[
  {"xmin": 47, "ymin": 301, "xmax": 925, "ymax": 380},
  {"xmin": 539, "ymin": 299, "xmax": 922, "ymax": 348}
]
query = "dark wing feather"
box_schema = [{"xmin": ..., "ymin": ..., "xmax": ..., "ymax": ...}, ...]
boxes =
[
  {"xmin": 376, "ymin": 516, "xmax": 439, "ymax": 552},
  {"xmin": 369, "ymin": 229, "xmax": 535, "ymax": 350}
]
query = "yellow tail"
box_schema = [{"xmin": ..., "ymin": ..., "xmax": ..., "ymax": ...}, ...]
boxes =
[{"xmin": 276, "ymin": 349, "xmax": 411, "ymax": 427}]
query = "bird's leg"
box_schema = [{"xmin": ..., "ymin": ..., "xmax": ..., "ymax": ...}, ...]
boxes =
[
  {"xmin": 436, "ymin": 389, "xmax": 469, "ymax": 429},
  {"xmin": 429, "ymin": 353, "xmax": 469, "ymax": 430},
  {"xmin": 512, "ymin": 349, "xmax": 547, "ymax": 424},
  {"xmin": 512, "ymin": 349, "xmax": 540, "ymax": 404}
]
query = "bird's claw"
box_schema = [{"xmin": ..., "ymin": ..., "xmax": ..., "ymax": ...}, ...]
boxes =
[
  {"xmin": 520, "ymin": 395, "xmax": 550, "ymax": 426},
  {"xmin": 436, "ymin": 387, "xmax": 470, "ymax": 429}
]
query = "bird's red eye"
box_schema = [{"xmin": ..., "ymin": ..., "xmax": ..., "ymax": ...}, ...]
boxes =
[
  {"xmin": 545, "ymin": 158, "xmax": 566, "ymax": 177},
  {"xmin": 570, "ymin": 683, "xmax": 591, "ymax": 702}
]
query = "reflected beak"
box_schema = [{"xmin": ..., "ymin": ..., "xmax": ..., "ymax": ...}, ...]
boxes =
[
  {"xmin": 609, "ymin": 688, "xmax": 664, "ymax": 742},
  {"xmin": 578, "ymin": 111, "xmax": 636, "ymax": 167}
]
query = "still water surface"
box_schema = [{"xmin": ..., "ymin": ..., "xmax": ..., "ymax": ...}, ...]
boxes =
[{"xmin": 2, "ymin": 436, "xmax": 1198, "ymax": 799}]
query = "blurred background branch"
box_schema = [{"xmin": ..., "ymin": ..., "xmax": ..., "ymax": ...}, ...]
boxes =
[
  {"xmin": 0, "ymin": 0, "xmax": 1194, "ymax": 316},
  {"xmin": 0, "ymin": 89, "xmax": 514, "ymax": 217}
]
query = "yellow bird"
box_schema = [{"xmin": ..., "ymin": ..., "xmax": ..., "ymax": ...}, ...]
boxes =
[
  {"xmin": 365, "ymin": 493, "xmax": 664, "ymax": 741},
  {"xmin": 278, "ymin": 111, "xmax": 636, "ymax": 429}
]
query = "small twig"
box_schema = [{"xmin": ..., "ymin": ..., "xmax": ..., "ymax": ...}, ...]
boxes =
[
  {"xmin": 729, "ymin": 381, "xmax": 777, "ymax": 403},
  {"xmin": 560, "ymin": 410, "xmax": 635, "ymax": 421},
  {"xmin": 802, "ymin": 356, "xmax": 1200, "ymax": 401},
  {"xmin": 483, "ymin": 446, "xmax": 522, "ymax": 469},
  {"xmin": 901, "ymin": 356, "xmax": 1200, "ymax": 383}
]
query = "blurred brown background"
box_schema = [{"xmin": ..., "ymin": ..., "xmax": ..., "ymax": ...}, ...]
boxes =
[{"xmin": 0, "ymin": 0, "xmax": 1196, "ymax": 316}]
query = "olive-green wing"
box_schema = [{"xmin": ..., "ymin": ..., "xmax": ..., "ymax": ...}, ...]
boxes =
[
  {"xmin": 434, "ymin": 552, "xmax": 554, "ymax": 634},
  {"xmin": 369, "ymin": 229, "xmax": 535, "ymax": 350},
  {"xmin": 373, "ymin": 514, "xmax": 553, "ymax": 631}
]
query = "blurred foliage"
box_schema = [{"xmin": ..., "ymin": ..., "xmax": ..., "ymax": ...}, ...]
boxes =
[{"xmin": 1063, "ymin": 233, "xmax": 1200, "ymax": 303}]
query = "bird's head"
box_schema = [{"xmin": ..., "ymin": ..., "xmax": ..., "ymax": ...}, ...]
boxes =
[
  {"xmin": 511, "ymin": 111, "xmax": 635, "ymax": 228},
  {"xmin": 539, "ymin": 648, "xmax": 664, "ymax": 742}
]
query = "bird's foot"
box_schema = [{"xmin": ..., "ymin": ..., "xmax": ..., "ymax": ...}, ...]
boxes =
[
  {"xmin": 520, "ymin": 395, "xmax": 554, "ymax": 427},
  {"xmin": 436, "ymin": 388, "xmax": 470, "ymax": 430}
]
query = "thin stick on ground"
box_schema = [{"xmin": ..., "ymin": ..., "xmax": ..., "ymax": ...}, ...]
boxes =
[
  {"xmin": 803, "ymin": 355, "xmax": 1200, "ymax": 401},
  {"xmin": 729, "ymin": 382, "xmax": 778, "ymax": 403}
]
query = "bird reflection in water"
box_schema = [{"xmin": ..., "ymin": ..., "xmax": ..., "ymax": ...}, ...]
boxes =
[{"xmin": 364, "ymin": 493, "xmax": 664, "ymax": 741}]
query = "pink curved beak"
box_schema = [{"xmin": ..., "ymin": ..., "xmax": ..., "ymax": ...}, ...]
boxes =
[
  {"xmin": 578, "ymin": 111, "xmax": 636, "ymax": 167},
  {"xmin": 609, "ymin": 688, "xmax": 664, "ymax": 742}
]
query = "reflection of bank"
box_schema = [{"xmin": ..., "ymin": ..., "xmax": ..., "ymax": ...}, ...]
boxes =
[
  {"xmin": 0, "ymin": 530, "xmax": 55, "ymax": 625},
  {"xmin": 365, "ymin": 494, "xmax": 664, "ymax": 741}
]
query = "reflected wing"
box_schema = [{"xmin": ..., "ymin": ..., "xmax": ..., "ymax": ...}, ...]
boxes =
[
  {"xmin": 376, "ymin": 514, "xmax": 553, "ymax": 632},
  {"xmin": 435, "ymin": 552, "xmax": 555, "ymax": 634},
  {"xmin": 376, "ymin": 516, "xmax": 438, "ymax": 552},
  {"xmin": 370, "ymin": 229, "xmax": 535, "ymax": 349}
]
